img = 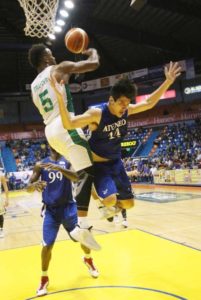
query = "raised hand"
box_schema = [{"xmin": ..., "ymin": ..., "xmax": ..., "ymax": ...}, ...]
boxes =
[
  {"xmin": 31, "ymin": 181, "xmax": 47, "ymax": 192},
  {"xmin": 165, "ymin": 61, "xmax": 182, "ymax": 84}
]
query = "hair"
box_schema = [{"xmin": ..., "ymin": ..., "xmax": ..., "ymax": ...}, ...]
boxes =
[
  {"xmin": 28, "ymin": 43, "xmax": 47, "ymax": 69},
  {"xmin": 110, "ymin": 77, "xmax": 137, "ymax": 102}
]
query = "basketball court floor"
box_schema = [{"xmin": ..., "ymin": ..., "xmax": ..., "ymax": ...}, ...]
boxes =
[{"xmin": 0, "ymin": 184, "xmax": 201, "ymax": 300}]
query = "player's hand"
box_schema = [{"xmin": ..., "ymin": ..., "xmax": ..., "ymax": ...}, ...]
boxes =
[
  {"xmin": 31, "ymin": 181, "xmax": 47, "ymax": 192},
  {"xmin": 82, "ymin": 48, "xmax": 97, "ymax": 56},
  {"xmin": 40, "ymin": 162, "xmax": 61, "ymax": 172},
  {"xmin": 165, "ymin": 61, "xmax": 181, "ymax": 84}
]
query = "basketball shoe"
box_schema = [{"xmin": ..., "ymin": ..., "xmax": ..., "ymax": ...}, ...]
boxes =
[
  {"xmin": 70, "ymin": 225, "xmax": 101, "ymax": 251},
  {"xmin": 37, "ymin": 276, "xmax": 49, "ymax": 297},
  {"xmin": 99, "ymin": 206, "xmax": 121, "ymax": 219},
  {"xmin": 83, "ymin": 257, "xmax": 99, "ymax": 278}
]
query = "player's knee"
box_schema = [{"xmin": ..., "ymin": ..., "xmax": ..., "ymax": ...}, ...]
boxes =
[
  {"xmin": 102, "ymin": 194, "xmax": 117, "ymax": 207},
  {"xmin": 119, "ymin": 199, "xmax": 135, "ymax": 209}
]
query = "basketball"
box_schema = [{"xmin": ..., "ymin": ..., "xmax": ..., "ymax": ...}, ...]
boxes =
[{"xmin": 64, "ymin": 28, "xmax": 89, "ymax": 54}]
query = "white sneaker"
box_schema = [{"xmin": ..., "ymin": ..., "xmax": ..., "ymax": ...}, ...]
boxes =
[
  {"xmin": 83, "ymin": 257, "xmax": 99, "ymax": 278},
  {"xmin": 37, "ymin": 276, "xmax": 49, "ymax": 297},
  {"xmin": 114, "ymin": 215, "xmax": 120, "ymax": 224},
  {"xmin": 122, "ymin": 219, "xmax": 128, "ymax": 228},
  {"xmin": 99, "ymin": 206, "xmax": 121, "ymax": 219},
  {"xmin": 0, "ymin": 229, "xmax": 4, "ymax": 238},
  {"xmin": 70, "ymin": 226, "xmax": 101, "ymax": 251}
]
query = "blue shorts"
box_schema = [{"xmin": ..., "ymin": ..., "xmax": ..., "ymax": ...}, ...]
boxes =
[
  {"xmin": 93, "ymin": 159, "xmax": 134, "ymax": 200},
  {"xmin": 42, "ymin": 201, "xmax": 77, "ymax": 246}
]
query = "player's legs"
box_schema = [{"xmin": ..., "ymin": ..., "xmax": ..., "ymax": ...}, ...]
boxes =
[
  {"xmin": 94, "ymin": 160, "xmax": 134, "ymax": 218},
  {"xmin": 37, "ymin": 207, "xmax": 60, "ymax": 296},
  {"xmin": 0, "ymin": 214, "xmax": 4, "ymax": 238},
  {"xmin": 114, "ymin": 160, "xmax": 135, "ymax": 209},
  {"xmin": 62, "ymin": 202, "xmax": 99, "ymax": 277},
  {"xmin": 45, "ymin": 117, "xmax": 93, "ymax": 223},
  {"xmin": 62, "ymin": 202, "xmax": 101, "ymax": 251}
]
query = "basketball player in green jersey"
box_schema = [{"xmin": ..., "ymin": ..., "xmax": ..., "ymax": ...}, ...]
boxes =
[{"xmin": 28, "ymin": 44, "xmax": 100, "ymax": 250}]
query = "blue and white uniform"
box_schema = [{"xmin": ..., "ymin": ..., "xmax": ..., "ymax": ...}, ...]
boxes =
[
  {"xmin": 40, "ymin": 156, "xmax": 77, "ymax": 246},
  {"xmin": 89, "ymin": 104, "xmax": 134, "ymax": 200}
]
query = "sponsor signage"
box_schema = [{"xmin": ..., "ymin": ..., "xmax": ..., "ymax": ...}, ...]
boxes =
[
  {"xmin": 136, "ymin": 90, "xmax": 176, "ymax": 103},
  {"xmin": 121, "ymin": 140, "xmax": 137, "ymax": 147},
  {"xmin": 182, "ymin": 77, "xmax": 201, "ymax": 101},
  {"xmin": 81, "ymin": 59, "xmax": 190, "ymax": 92},
  {"xmin": 184, "ymin": 85, "xmax": 201, "ymax": 95}
]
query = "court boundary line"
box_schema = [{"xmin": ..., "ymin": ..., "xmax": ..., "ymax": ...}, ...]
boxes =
[
  {"xmin": 136, "ymin": 228, "xmax": 201, "ymax": 252},
  {"xmin": 25, "ymin": 285, "xmax": 187, "ymax": 300}
]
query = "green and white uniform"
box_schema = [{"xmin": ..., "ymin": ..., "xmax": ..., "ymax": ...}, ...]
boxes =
[{"xmin": 31, "ymin": 66, "xmax": 92, "ymax": 172}]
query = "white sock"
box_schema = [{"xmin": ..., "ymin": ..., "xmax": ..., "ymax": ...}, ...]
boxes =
[
  {"xmin": 78, "ymin": 217, "xmax": 89, "ymax": 229},
  {"xmin": 84, "ymin": 253, "xmax": 91, "ymax": 259},
  {"xmin": 42, "ymin": 271, "xmax": 48, "ymax": 277}
]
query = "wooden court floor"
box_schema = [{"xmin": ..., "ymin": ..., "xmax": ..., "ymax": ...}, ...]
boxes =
[{"xmin": 0, "ymin": 184, "xmax": 201, "ymax": 300}]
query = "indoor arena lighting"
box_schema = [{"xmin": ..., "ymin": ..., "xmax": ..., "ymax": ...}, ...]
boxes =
[
  {"xmin": 48, "ymin": 33, "xmax": 56, "ymax": 40},
  {"xmin": 60, "ymin": 9, "xmax": 69, "ymax": 17},
  {"xmin": 64, "ymin": 1, "xmax": 74, "ymax": 9},
  {"xmin": 54, "ymin": 25, "xmax": 62, "ymax": 33},
  {"xmin": 56, "ymin": 19, "xmax": 65, "ymax": 26}
]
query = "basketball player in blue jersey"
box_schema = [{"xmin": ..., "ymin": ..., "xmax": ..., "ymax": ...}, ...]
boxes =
[
  {"xmin": 27, "ymin": 147, "xmax": 99, "ymax": 297},
  {"xmin": 50, "ymin": 61, "xmax": 181, "ymax": 215},
  {"xmin": 28, "ymin": 44, "xmax": 100, "ymax": 250}
]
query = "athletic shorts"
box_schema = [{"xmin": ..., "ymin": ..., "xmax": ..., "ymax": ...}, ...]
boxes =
[
  {"xmin": 93, "ymin": 159, "xmax": 134, "ymax": 200},
  {"xmin": 42, "ymin": 201, "xmax": 77, "ymax": 246},
  {"xmin": 45, "ymin": 116, "xmax": 93, "ymax": 172}
]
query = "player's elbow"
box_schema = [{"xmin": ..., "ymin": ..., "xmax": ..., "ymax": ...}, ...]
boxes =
[
  {"xmin": 89, "ymin": 61, "xmax": 100, "ymax": 71},
  {"xmin": 62, "ymin": 120, "xmax": 77, "ymax": 130}
]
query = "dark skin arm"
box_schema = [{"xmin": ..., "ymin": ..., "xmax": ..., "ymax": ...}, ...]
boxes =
[
  {"xmin": 40, "ymin": 162, "xmax": 79, "ymax": 182},
  {"xmin": 51, "ymin": 48, "xmax": 100, "ymax": 83},
  {"xmin": 27, "ymin": 162, "xmax": 47, "ymax": 193},
  {"xmin": 27, "ymin": 161, "xmax": 79, "ymax": 193}
]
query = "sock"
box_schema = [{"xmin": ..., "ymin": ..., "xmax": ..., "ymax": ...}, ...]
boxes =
[
  {"xmin": 84, "ymin": 253, "xmax": 91, "ymax": 259},
  {"xmin": 42, "ymin": 271, "xmax": 48, "ymax": 277},
  {"xmin": 121, "ymin": 209, "xmax": 127, "ymax": 219},
  {"xmin": 78, "ymin": 217, "xmax": 89, "ymax": 229}
]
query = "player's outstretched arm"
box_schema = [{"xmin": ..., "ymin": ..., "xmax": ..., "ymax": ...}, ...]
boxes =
[
  {"xmin": 50, "ymin": 75, "xmax": 99, "ymax": 130},
  {"xmin": 53, "ymin": 48, "xmax": 99, "ymax": 79},
  {"xmin": 128, "ymin": 61, "xmax": 181, "ymax": 115}
]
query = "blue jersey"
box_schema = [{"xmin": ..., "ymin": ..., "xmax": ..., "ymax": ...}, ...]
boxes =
[
  {"xmin": 41, "ymin": 156, "xmax": 74, "ymax": 206},
  {"xmin": 89, "ymin": 103, "xmax": 128, "ymax": 159}
]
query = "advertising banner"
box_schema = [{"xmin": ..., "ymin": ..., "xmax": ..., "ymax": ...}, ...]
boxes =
[{"xmin": 154, "ymin": 169, "xmax": 201, "ymax": 186}]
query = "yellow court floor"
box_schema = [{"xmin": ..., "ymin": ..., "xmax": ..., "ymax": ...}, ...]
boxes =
[{"xmin": 0, "ymin": 229, "xmax": 200, "ymax": 300}]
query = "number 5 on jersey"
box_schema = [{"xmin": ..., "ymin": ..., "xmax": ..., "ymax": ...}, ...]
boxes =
[{"xmin": 39, "ymin": 89, "xmax": 54, "ymax": 112}]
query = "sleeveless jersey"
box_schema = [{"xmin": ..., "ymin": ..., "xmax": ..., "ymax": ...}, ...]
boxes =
[
  {"xmin": 40, "ymin": 156, "xmax": 74, "ymax": 206},
  {"xmin": 31, "ymin": 66, "xmax": 74, "ymax": 125},
  {"xmin": 89, "ymin": 104, "xmax": 128, "ymax": 159}
]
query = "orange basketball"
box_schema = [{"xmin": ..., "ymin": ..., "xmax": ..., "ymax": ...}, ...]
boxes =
[{"xmin": 64, "ymin": 28, "xmax": 89, "ymax": 54}]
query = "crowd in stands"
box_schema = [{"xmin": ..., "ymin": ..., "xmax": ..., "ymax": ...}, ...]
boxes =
[
  {"xmin": 4, "ymin": 139, "xmax": 48, "ymax": 190},
  {"xmin": 1, "ymin": 119, "xmax": 201, "ymax": 189},
  {"xmin": 7, "ymin": 139, "xmax": 48, "ymax": 171},
  {"xmin": 123, "ymin": 119, "xmax": 201, "ymax": 183}
]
